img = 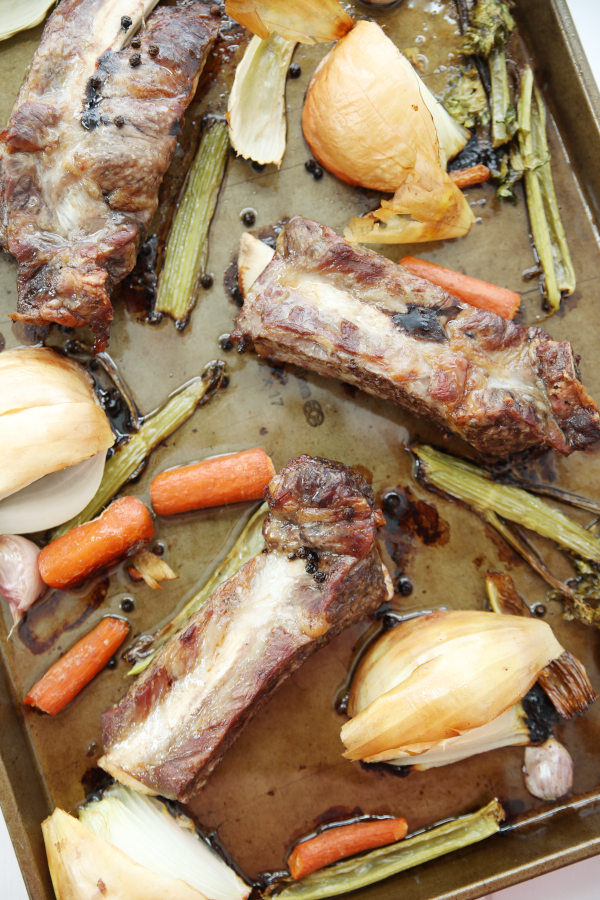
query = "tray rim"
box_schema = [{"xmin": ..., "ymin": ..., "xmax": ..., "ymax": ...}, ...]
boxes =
[{"xmin": 2, "ymin": 0, "xmax": 600, "ymax": 897}]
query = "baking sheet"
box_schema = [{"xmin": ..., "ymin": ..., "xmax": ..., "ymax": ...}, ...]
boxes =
[{"xmin": 1, "ymin": 1, "xmax": 600, "ymax": 897}]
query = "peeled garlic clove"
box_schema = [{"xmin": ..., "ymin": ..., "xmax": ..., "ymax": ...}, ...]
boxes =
[
  {"xmin": 0, "ymin": 534, "xmax": 45, "ymax": 626},
  {"xmin": 523, "ymin": 738, "xmax": 573, "ymax": 801}
]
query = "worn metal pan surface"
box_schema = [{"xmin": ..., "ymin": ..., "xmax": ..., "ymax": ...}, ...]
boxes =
[{"xmin": 1, "ymin": 0, "xmax": 600, "ymax": 897}]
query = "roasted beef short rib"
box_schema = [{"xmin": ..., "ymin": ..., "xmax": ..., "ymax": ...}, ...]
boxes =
[
  {"xmin": 232, "ymin": 217, "xmax": 600, "ymax": 458},
  {"xmin": 0, "ymin": 0, "xmax": 219, "ymax": 349},
  {"xmin": 100, "ymin": 455, "xmax": 391, "ymax": 801}
]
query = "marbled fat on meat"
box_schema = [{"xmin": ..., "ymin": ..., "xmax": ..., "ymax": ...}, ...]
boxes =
[
  {"xmin": 233, "ymin": 217, "xmax": 600, "ymax": 458},
  {"xmin": 101, "ymin": 455, "xmax": 391, "ymax": 801},
  {"xmin": 0, "ymin": 0, "xmax": 219, "ymax": 348}
]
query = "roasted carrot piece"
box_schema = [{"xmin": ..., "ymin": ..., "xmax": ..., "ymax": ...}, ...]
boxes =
[
  {"xmin": 150, "ymin": 448, "xmax": 275, "ymax": 516},
  {"xmin": 38, "ymin": 496, "xmax": 155, "ymax": 590},
  {"xmin": 24, "ymin": 616, "xmax": 130, "ymax": 715},
  {"xmin": 449, "ymin": 164, "xmax": 490, "ymax": 189},
  {"xmin": 400, "ymin": 256, "xmax": 521, "ymax": 320},
  {"xmin": 288, "ymin": 818, "xmax": 408, "ymax": 880}
]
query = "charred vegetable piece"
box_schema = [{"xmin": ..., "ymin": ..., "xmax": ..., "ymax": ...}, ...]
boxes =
[
  {"xmin": 51, "ymin": 361, "xmax": 227, "ymax": 538},
  {"xmin": 154, "ymin": 121, "xmax": 229, "ymax": 325},
  {"xmin": 271, "ymin": 800, "xmax": 504, "ymax": 899}
]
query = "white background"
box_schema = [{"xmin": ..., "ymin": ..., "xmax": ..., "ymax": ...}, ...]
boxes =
[{"xmin": 1, "ymin": 1, "xmax": 599, "ymax": 898}]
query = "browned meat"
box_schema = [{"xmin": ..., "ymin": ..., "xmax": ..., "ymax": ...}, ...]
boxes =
[
  {"xmin": 232, "ymin": 217, "xmax": 600, "ymax": 458},
  {"xmin": 100, "ymin": 455, "xmax": 391, "ymax": 801},
  {"xmin": 0, "ymin": 0, "xmax": 219, "ymax": 349}
]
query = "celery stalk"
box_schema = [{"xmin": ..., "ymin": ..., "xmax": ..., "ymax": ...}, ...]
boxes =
[
  {"xmin": 127, "ymin": 503, "xmax": 267, "ymax": 675},
  {"xmin": 273, "ymin": 800, "xmax": 504, "ymax": 899},
  {"xmin": 51, "ymin": 361, "xmax": 226, "ymax": 538},
  {"xmin": 518, "ymin": 67, "xmax": 575, "ymax": 310},
  {"xmin": 155, "ymin": 122, "xmax": 229, "ymax": 323},
  {"xmin": 413, "ymin": 445, "xmax": 600, "ymax": 562},
  {"xmin": 489, "ymin": 49, "xmax": 516, "ymax": 147}
]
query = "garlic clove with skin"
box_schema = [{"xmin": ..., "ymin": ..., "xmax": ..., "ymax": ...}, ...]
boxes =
[
  {"xmin": 523, "ymin": 738, "xmax": 574, "ymax": 801},
  {"xmin": 0, "ymin": 534, "xmax": 45, "ymax": 628}
]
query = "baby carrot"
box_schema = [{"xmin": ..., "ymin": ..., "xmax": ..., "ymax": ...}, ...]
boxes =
[
  {"xmin": 449, "ymin": 164, "xmax": 490, "ymax": 189},
  {"xmin": 24, "ymin": 616, "xmax": 130, "ymax": 715},
  {"xmin": 400, "ymin": 256, "xmax": 521, "ymax": 320},
  {"xmin": 38, "ymin": 496, "xmax": 155, "ymax": 590},
  {"xmin": 150, "ymin": 448, "xmax": 275, "ymax": 516},
  {"xmin": 288, "ymin": 818, "xmax": 408, "ymax": 880}
]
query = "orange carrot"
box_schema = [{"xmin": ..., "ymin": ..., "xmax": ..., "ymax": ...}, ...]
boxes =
[
  {"xmin": 150, "ymin": 448, "xmax": 275, "ymax": 516},
  {"xmin": 24, "ymin": 616, "xmax": 130, "ymax": 715},
  {"xmin": 400, "ymin": 256, "xmax": 521, "ymax": 320},
  {"xmin": 38, "ymin": 496, "xmax": 155, "ymax": 590},
  {"xmin": 449, "ymin": 164, "xmax": 490, "ymax": 189},
  {"xmin": 287, "ymin": 818, "xmax": 408, "ymax": 880}
]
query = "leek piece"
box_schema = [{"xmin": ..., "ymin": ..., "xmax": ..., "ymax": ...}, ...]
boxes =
[
  {"xmin": 127, "ymin": 503, "xmax": 267, "ymax": 675},
  {"xmin": 52, "ymin": 361, "xmax": 226, "ymax": 538},
  {"xmin": 228, "ymin": 33, "xmax": 297, "ymax": 167},
  {"xmin": 274, "ymin": 800, "xmax": 504, "ymax": 899},
  {"xmin": 518, "ymin": 67, "xmax": 575, "ymax": 310},
  {"xmin": 413, "ymin": 444, "xmax": 600, "ymax": 562},
  {"xmin": 154, "ymin": 122, "xmax": 229, "ymax": 323},
  {"xmin": 79, "ymin": 784, "xmax": 249, "ymax": 900}
]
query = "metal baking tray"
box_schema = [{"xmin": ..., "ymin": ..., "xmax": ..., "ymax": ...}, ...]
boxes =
[{"xmin": 1, "ymin": 1, "xmax": 600, "ymax": 897}]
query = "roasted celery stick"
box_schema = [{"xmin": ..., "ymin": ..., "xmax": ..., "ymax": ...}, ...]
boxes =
[
  {"xmin": 127, "ymin": 503, "xmax": 267, "ymax": 675},
  {"xmin": 273, "ymin": 800, "xmax": 504, "ymax": 899},
  {"xmin": 489, "ymin": 48, "xmax": 516, "ymax": 146},
  {"xmin": 413, "ymin": 445, "xmax": 600, "ymax": 561},
  {"xmin": 52, "ymin": 361, "xmax": 226, "ymax": 538},
  {"xmin": 518, "ymin": 67, "xmax": 575, "ymax": 310},
  {"xmin": 155, "ymin": 121, "xmax": 229, "ymax": 324}
]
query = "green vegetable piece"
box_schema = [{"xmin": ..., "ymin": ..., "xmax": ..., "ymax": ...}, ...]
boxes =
[
  {"xmin": 517, "ymin": 67, "xmax": 575, "ymax": 310},
  {"xmin": 273, "ymin": 800, "xmax": 504, "ymax": 899},
  {"xmin": 489, "ymin": 48, "xmax": 516, "ymax": 147},
  {"xmin": 460, "ymin": 0, "xmax": 515, "ymax": 58},
  {"xmin": 155, "ymin": 121, "xmax": 230, "ymax": 323},
  {"xmin": 51, "ymin": 361, "xmax": 227, "ymax": 538},
  {"xmin": 412, "ymin": 444, "xmax": 600, "ymax": 562},
  {"xmin": 127, "ymin": 503, "xmax": 267, "ymax": 675},
  {"xmin": 443, "ymin": 67, "xmax": 490, "ymax": 128}
]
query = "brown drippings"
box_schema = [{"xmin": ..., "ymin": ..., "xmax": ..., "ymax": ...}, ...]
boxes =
[
  {"xmin": 120, "ymin": 235, "xmax": 158, "ymax": 320},
  {"xmin": 379, "ymin": 487, "xmax": 449, "ymax": 586},
  {"xmin": 18, "ymin": 579, "xmax": 109, "ymax": 655}
]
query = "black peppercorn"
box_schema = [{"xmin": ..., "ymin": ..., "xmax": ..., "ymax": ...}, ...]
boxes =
[
  {"xmin": 219, "ymin": 334, "xmax": 234, "ymax": 351},
  {"xmin": 240, "ymin": 207, "xmax": 257, "ymax": 226},
  {"xmin": 130, "ymin": 53, "xmax": 142, "ymax": 68},
  {"xmin": 114, "ymin": 115, "xmax": 125, "ymax": 128},
  {"xmin": 305, "ymin": 159, "xmax": 323, "ymax": 180},
  {"xmin": 200, "ymin": 272, "xmax": 214, "ymax": 289},
  {"xmin": 121, "ymin": 597, "xmax": 135, "ymax": 613},
  {"xmin": 148, "ymin": 44, "xmax": 159, "ymax": 57},
  {"xmin": 106, "ymin": 656, "xmax": 118, "ymax": 669},
  {"xmin": 288, "ymin": 62, "xmax": 301, "ymax": 79},
  {"xmin": 131, "ymin": 38, "xmax": 141, "ymax": 49},
  {"xmin": 396, "ymin": 576, "xmax": 413, "ymax": 596},
  {"xmin": 121, "ymin": 15, "xmax": 132, "ymax": 29},
  {"xmin": 314, "ymin": 571, "xmax": 327, "ymax": 583}
]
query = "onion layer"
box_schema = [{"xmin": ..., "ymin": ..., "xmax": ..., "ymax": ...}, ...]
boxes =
[{"xmin": 302, "ymin": 21, "xmax": 474, "ymax": 244}]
